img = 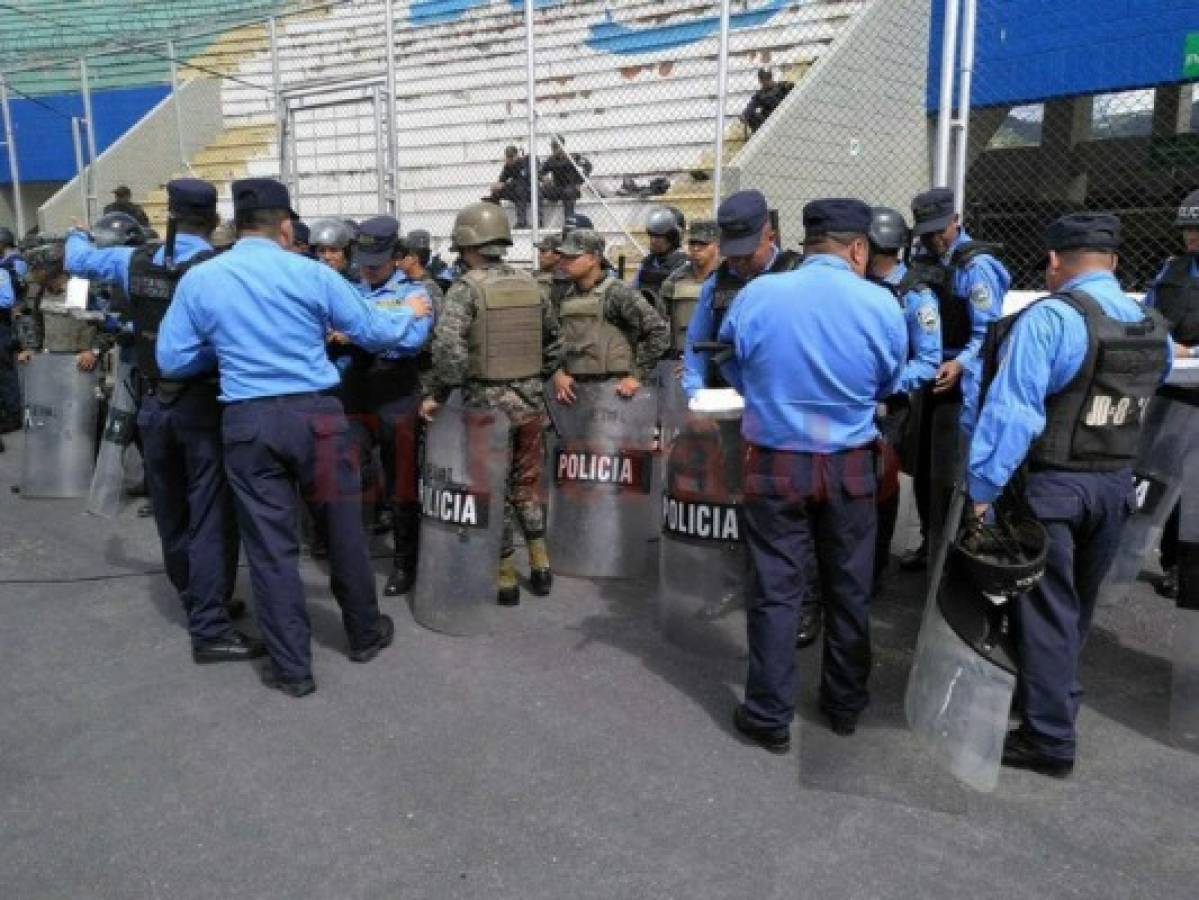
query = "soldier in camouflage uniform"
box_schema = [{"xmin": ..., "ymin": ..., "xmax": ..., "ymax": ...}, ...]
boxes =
[
  {"xmin": 659, "ymin": 219, "xmax": 720, "ymax": 358},
  {"xmin": 549, "ymin": 229, "xmax": 670, "ymax": 404},
  {"xmin": 420, "ymin": 203, "xmax": 562, "ymax": 606}
]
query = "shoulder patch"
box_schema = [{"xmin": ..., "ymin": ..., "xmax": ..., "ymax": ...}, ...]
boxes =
[
  {"xmin": 916, "ymin": 304, "xmax": 939, "ymax": 333},
  {"xmin": 969, "ymin": 282, "xmax": 993, "ymax": 310}
]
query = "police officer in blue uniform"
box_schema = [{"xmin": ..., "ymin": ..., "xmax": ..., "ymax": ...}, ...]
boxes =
[
  {"xmin": 966, "ymin": 214, "xmax": 1172, "ymax": 776},
  {"xmin": 866, "ymin": 207, "xmax": 941, "ymax": 585},
  {"xmin": 1141, "ymin": 189, "xmax": 1199, "ymax": 599},
  {"xmin": 720, "ymin": 198, "xmax": 907, "ymax": 751},
  {"xmin": 354, "ymin": 215, "xmax": 433, "ymax": 597},
  {"xmin": 899, "ymin": 187, "xmax": 1010, "ymax": 570},
  {"xmin": 64, "ymin": 179, "xmax": 261, "ymax": 663},
  {"xmin": 157, "ymin": 178, "xmax": 433, "ymax": 696},
  {"xmin": 0, "ymin": 225, "xmax": 29, "ymax": 436},
  {"xmin": 633, "ymin": 206, "xmax": 688, "ymax": 304},
  {"xmin": 682, "ymin": 189, "xmax": 802, "ymax": 400}
]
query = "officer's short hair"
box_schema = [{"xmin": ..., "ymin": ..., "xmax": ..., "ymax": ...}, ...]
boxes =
[
  {"xmin": 235, "ymin": 207, "xmax": 289, "ymax": 235},
  {"xmin": 175, "ymin": 209, "xmax": 220, "ymax": 236},
  {"xmin": 803, "ymin": 229, "xmax": 866, "ymax": 250},
  {"xmin": 401, "ymin": 244, "xmax": 431, "ymax": 266}
]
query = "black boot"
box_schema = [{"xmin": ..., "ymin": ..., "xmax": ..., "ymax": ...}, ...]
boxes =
[
  {"xmin": 898, "ymin": 542, "xmax": 928, "ymax": 572},
  {"xmin": 385, "ymin": 503, "xmax": 420, "ymax": 597}
]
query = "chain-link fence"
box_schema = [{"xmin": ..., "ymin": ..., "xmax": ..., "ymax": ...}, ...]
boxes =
[{"xmin": 964, "ymin": 3, "xmax": 1199, "ymax": 292}]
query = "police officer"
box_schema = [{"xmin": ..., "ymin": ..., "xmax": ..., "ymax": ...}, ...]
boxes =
[
  {"xmin": 1142, "ymin": 188, "xmax": 1199, "ymax": 599},
  {"xmin": 550, "ymin": 229, "xmax": 669, "ymax": 405},
  {"xmin": 485, "ymin": 145, "xmax": 532, "ymax": 228},
  {"xmin": 966, "ymin": 214, "xmax": 1172, "ymax": 776},
  {"xmin": 420, "ymin": 202, "xmax": 562, "ymax": 605},
  {"xmin": 740, "ymin": 68, "xmax": 793, "ymax": 134},
  {"xmin": 157, "ymin": 178, "xmax": 433, "ymax": 696},
  {"xmin": 720, "ymin": 198, "xmax": 906, "ymax": 751},
  {"xmin": 399, "ymin": 230, "xmax": 445, "ymax": 313},
  {"xmin": 900, "ymin": 187, "xmax": 1010, "ymax": 570},
  {"xmin": 355, "ymin": 216, "xmax": 433, "ymax": 596},
  {"xmin": 634, "ymin": 207, "xmax": 689, "ymax": 304},
  {"xmin": 0, "ymin": 224, "xmax": 25, "ymax": 434},
  {"xmin": 103, "ymin": 185, "xmax": 150, "ymax": 227},
  {"xmin": 682, "ymin": 190, "xmax": 802, "ymax": 398},
  {"xmin": 311, "ymin": 218, "xmax": 355, "ymax": 277},
  {"xmin": 64, "ymin": 178, "xmax": 260, "ymax": 663},
  {"xmin": 659, "ymin": 220, "xmax": 719, "ymax": 358},
  {"xmin": 539, "ymin": 138, "xmax": 584, "ymax": 223},
  {"xmin": 866, "ymin": 207, "xmax": 941, "ymax": 584}
]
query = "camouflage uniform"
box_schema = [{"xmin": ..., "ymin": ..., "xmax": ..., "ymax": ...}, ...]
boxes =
[
  {"xmin": 559, "ymin": 273, "xmax": 670, "ymax": 380},
  {"xmin": 429, "ymin": 261, "xmax": 562, "ymax": 555}
]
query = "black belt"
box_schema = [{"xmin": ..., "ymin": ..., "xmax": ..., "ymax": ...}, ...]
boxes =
[{"xmin": 227, "ymin": 387, "xmax": 340, "ymax": 406}]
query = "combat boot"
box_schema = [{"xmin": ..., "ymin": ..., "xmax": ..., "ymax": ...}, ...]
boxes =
[
  {"xmin": 384, "ymin": 503, "xmax": 421, "ymax": 597},
  {"xmin": 528, "ymin": 536, "xmax": 553, "ymax": 596},
  {"xmin": 497, "ymin": 553, "xmax": 520, "ymax": 606}
]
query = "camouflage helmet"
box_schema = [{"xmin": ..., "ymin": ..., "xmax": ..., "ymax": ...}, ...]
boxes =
[
  {"xmin": 451, "ymin": 201, "xmax": 512, "ymax": 256},
  {"xmin": 309, "ymin": 218, "xmax": 354, "ymax": 250}
]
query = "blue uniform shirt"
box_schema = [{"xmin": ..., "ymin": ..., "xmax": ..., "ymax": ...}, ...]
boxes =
[
  {"xmin": 0, "ymin": 268, "xmax": 12, "ymax": 311},
  {"xmin": 66, "ymin": 229, "xmax": 213, "ymax": 295},
  {"xmin": 157, "ymin": 236, "xmax": 430, "ymax": 402},
  {"xmin": 966, "ymin": 270, "xmax": 1174, "ymax": 503},
  {"xmin": 717, "ymin": 254, "xmax": 907, "ymax": 453},
  {"xmin": 681, "ymin": 246, "xmax": 780, "ymax": 399},
  {"xmin": 358, "ymin": 270, "xmax": 431, "ymax": 361},
  {"xmin": 1, "ymin": 249, "xmax": 28, "ymax": 284},
  {"xmin": 881, "ymin": 262, "xmax": 941, "ymax": 393}
]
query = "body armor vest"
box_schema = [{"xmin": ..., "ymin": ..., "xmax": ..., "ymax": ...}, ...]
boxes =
[
  {"xmin": 465, "ymin": 266, "xmax": 543, "ymax": 381},
  {"xmin": 909, "ymin": 241, "xmax": 1001, "ymax": 353},
  {"xmin": 637, "ymin": 250, "xmax": 687, "ymax": 300},
  {"xmin": 559, "ymin": 276, "xmax": 636, "ymax": 377},
  {"xmin": 127, "ymin": 243, "xmax": 216, "ymax": 381},
  {"xmin": 660, "ymin": 266, "xmax": 703, "ymax": 354},
  {"xmin": 706, "ymin": 249, "xmax": 802, "ymax": 386},
  {"xmin": 1151, "ymin": 255, "xmax": 1199, "ymax": 345},
  {"xmin": 981, "ymin": 289, "xmax": 1169, "ymax": 473}
]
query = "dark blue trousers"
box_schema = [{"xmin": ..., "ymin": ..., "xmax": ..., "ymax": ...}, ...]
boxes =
[
  {"xmin": 1013, "ymin": 469, "xmax": 1135, "ymax": 760},
  {"xmin": 0, "ymin": 319, "xmax": 21, "ymax": 427},
  {"xmin": 372, "ymin": 388, "xmax": 422, "ymax": 566},
  {"xmin": 138, "ymin": 386, "xmax": 239, "ymax": 644},
  {"xmin": 741, "ymin": 443, "xmax": 877, "ymax": 729},
  {"xmin": 222, "ymin": 392, "xmax": 383, "ymax": 681}
]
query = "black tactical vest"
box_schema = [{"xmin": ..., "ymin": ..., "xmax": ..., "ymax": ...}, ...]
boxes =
[
  {"xmin": 981, "ymin": 288, "xmax": 1169, "ymax": 473},
  {"xmin": 1151, "ymin": 255, "xmax": 1199, "ymax": 345},
  {"xmin": 706, "ymin": 250, "xmax": 802, "ymax": 387},
  {"xmin": 637, "ymin": 250, "xmax": 688, "ymax": 300},
  {"xmin": 127, "ymin": 243, "xmax": 216, "ymax": 380},
  {"xmin": 910, "ymin": 241, "xmax": 1001, "ymax": 354}
]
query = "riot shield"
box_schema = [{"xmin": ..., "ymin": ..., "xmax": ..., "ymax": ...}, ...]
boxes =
[
  {"xmin": 86, "ymin": 354, "xmax": 138, "ymax": 518},
  {"xmin": 657, "ymin": 402, "xmax": 747, "ymax": 658},
  {"xmin": 926, "ymin": 400, "xmax": 963, "ymax": 558},
  {"xmin": 652, "ymin": 358, "xmax": 688, "ymax": 421},
  {"xmin": 546, "ymin": 379, "xmax": 658, "ymax": 578},
  {"xmin": 411, "ymin": 396, "xmax": 511, "ymax": 636},
  {"xmin": 21, "ymin": 352, "xmax": 99, "ymax": 499},
  {"xmin": 1170, "ymin": 441, "xmax": 1199, "ymax": 752},
  {"xmin": 1098, "ymin": 394, "xmax": 1199, "ymax": 607},
  {"xmin": 905, "ymin": 489, "xmax": 1018, "ymax": 792}
]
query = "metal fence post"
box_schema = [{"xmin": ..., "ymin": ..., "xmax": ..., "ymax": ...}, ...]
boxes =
[
  {"xmin": 269, "ymin": 17, "xmax": 287, "ymax": 184},
  {"xmin": 0, "ymin": 74, "xmax": 24, "ymax": 236},
  {"xmin": 712, "ymin": 0, "xmax": 732, "ymax": 216},
  {"xmin": 72, "ymin": 117, "xmax": 88, "ymax": 222},
  {"xmin": 524, "ymin": 0, "xmax": 540, "ymax": 247},
  {"xmin": 372, "ymin": 84, "xmax": 386, "ymax": 213},
  {"xmin": 384, "ymin": 0, "xmax": 400, "ymax": 219},
  {"xmin": 951, "ymin": 0, "xmax": 977, "ymax": 214},
  {"xmin": 79, "ymin": 58, "xmax": 99, "ymax": 221},
  {"xmin": 933, "ymin": 0, "xmax": 961, "ymax": 188},
  {"xmin": 167, "ymin": 40, "xmax": 189, "ymax": 170}
]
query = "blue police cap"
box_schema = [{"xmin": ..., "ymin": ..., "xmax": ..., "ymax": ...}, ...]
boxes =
[
  {"xmin": 911, "ymin": 187, "xmax": 956, "ymax": 235},
  {"xmin": 802, "ymin": 197, "xmax": 872, "ymax": 238},
  {"xmin": 231, "ymin": 178, "xmax": 297, "ymax": 218},
  {"xmin": 292, "ymin": 220, "xmax": 310, "ymax": 246},
  {"xmin": 355, "ymin": 215, "xmax": 400, "ymax": 266},
  {"xmin": 1044, "ymin": 213, "xmax": 1121, "ymax": 252},
  {"xmin": 166, "ymin": 178, "xmax": 217, "ymax": 215},
  {"xmin": 717, "ymin": 189, "xmax": 769, "ymax": 255}
]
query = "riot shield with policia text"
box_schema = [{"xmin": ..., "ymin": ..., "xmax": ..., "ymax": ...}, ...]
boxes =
[
  {"xmin": 87, "ymin": 351, "xmax": 138, "ymax": 518},
  {"xmin": 411, "ymin": 394, "xmax": 511, "ymax": 636},
  {"xmin": 545, "ymin": 379, "xmax": 658, "ymax": 578}
]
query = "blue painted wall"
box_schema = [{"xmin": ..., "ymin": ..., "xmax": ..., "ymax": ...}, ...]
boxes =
[
  {"xmin": 0, "ymin": 84, "xmax": 170, "ymax": 185},
  {"xmin": 928, "ymin": 0, "xmax": 1199, "ymax": 110}
]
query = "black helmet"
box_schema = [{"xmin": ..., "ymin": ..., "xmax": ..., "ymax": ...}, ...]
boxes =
[
  {"xmin": 1176, "ymin": 189, "xmax": 1199, "ymax": 229},
  {"xmin": 869, "ymin": 207, "xmax": 909, "ymax": 252},
  {"xmin": 951, "ymin": 513, "xmax": 1048, "ymax": 600},
  {"xmin": 0, "ymin": 225, "xmax": 15, "ymax": 247},
  {"xmin": 93, "ymin": 212, "xmax": 145, "ymax": 248}
]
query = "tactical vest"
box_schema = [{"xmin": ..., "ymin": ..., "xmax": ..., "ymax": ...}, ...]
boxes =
[
  {"xmin": 706, "ymin": 249, "xmax": 802, "ymax": 386},
  {"xmin": 660, "ymin": 267, "xmax": 703, "ymax": 354},
  {"xmin": 910, "ymin": 241, "xmax": 1001, "ymax": 353},
  {"xmin": 559, "ymin": 276, "xmax": 636, "ymax": 377},
  {"xmin": 127, "ymin": 243, "xmax": 216, "ymax": 381},
  {"xmin": 981, "ymin": 289, "xmax": 1169, "ymax": 473},
  {"xmin": 637, "ymin": 250, "xmax": 687, "ymax": 300},
  {"xmin": 1151, "ymin": 255, "xmax": 1199, "ymax": 345},
  {"xmin": 464, "ymin": 267, "xmax": 543, "ymax": 381}
]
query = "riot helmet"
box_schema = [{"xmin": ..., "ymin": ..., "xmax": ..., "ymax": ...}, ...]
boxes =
[
  {"xmin": 93, "ymin": 211, "xmax": 146, "ymax": 248},
  {"xmin": 309, "ymin": 218, "xmax": 354, "ymax": 250},
  {"xmin": 451, "ymin": 202, "xmax": 513, "ymax": 257},
  {"xmin": 951, "ymin": 512, "xmax": 1048, "ymax": 600},
  {"xmin": 868, "ymin": 207, "xmax": 909, "ymax": 253},
  {"xmin": 646, "ymin": 206, "xmax": 683, "ymax": 245},
  {"xmin": 1176, "ymin": 189, "xmax": 1199, "ymax": 229}
]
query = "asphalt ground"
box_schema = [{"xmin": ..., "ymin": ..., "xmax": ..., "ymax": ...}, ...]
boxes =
[{"xmin": 1, "ymin": 430, "xmax": 1196, "ymax": 900}]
